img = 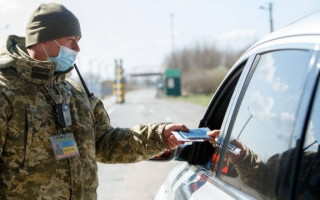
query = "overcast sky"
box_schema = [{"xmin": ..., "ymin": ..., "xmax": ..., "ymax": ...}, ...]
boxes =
[{"xmin": 1, "ymin": 0, "xmax": 320, "ymax": 79}]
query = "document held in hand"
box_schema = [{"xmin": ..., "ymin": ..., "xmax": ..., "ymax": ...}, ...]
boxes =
[{"xmin": 172, "ymin": 127, "xmax": 212, "ymax": 142}]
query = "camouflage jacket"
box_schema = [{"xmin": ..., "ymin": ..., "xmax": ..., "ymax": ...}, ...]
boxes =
[
  {"xmin": 234, "ymin": 147, "xmax": 320, "ymax": 199},
  {"xmin": 0, "ymin": 35, "xmax": 169, "ymax": 200}
]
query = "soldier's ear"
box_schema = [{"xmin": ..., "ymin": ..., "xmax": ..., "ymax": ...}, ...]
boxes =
[{"xmin": 27, "ymin": 43, "xmax": 49, "ymax": 61}]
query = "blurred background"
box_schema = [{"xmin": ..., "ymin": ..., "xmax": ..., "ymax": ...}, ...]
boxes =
[{"xmin": 1, "ymin": 0, "xmax": 320, "ymax": 101}]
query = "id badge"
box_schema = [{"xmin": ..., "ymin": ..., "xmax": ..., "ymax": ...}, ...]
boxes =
[{"xmin": 50, "ymin": 133, "xmax": 80, "ymax": 160}]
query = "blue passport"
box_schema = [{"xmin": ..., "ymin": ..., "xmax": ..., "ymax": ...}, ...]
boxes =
[{"xmin": 172, "ymin": 127, "xmax": 212, "ymax": 141}]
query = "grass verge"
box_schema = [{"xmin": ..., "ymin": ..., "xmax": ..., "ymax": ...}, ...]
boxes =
[{"xmin": 168, "ymin": 94, "xmax": 212, "ymax": 106}]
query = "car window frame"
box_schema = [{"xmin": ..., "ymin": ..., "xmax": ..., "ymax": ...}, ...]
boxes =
[
  {"xmin": 216, "ymin": 41, "xmax": 320, "ymax": 199},
  {"xmin": 175, "ymin": 56, "xmax": 259, "ymax": 200},
  {"xmin": 184, "ymin": 57, "xmax": 255, "ymax": 167},
  {"xmin": 175, "ymin": 35, "xmax": 320, "ymax": 200},
  {"xmin": 290, "ymin": 45, "xmax": 320, "ymax": 199},
  {"xmin": 215, "ymin": 55, "xmax": 260, "ymax": 179}
]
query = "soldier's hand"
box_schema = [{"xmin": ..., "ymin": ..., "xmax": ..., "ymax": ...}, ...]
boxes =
[
  {"xmin": 227, "ymin": 139, "xmax": 246, "ymax": 164},
  {"xmin": 163, "ymin": 124, "xmax": 189, "ymax": 149}
]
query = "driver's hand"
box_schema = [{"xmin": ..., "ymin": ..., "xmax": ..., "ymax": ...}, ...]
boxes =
[{"xmin": 207, "ymin": 130, "xmax": 220, "ymax": 146}]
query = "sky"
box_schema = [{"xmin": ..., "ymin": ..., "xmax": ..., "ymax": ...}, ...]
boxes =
[{"xmin": 1, "ymin": 0, "xmax": 320, "ymax": 80}]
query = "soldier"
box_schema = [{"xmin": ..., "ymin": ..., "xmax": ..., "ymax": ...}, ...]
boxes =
[
  {"xmin": 0, "ymin": 3, "xmax": 190, "ymax": 200},
  {"xmin": 221, "ymin": 139, "xmax": 320, "ymax": 199},
  {"xmin": 229, "ymin": 140, "xmax": 320, "ymax": 199},
  {"xmin": 207, "ymin": 130, "xmax": 320, "ymax": 199}
]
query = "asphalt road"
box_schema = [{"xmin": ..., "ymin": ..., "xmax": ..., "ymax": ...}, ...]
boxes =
[{"xmin": 97, "ymin": 89, "xmax": 207, "ymax": 200}]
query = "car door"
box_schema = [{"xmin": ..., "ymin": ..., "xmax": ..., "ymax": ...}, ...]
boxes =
[
  {"xmin": 171, "ymin": 37, "xmax": 319, "ymax": 200},
  {"xmin": 294, "ymin": 72, "xmax": 320, "ymax": 199},
  {"xmin": 165, "ymin": 58, "xmax": 255, "ymax": 200},
  {"xmin": 216, "ymin": 48, "xmax": 317, "ymax": 199}
]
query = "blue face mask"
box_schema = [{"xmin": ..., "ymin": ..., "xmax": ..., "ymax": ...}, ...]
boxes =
[{"xmin": 43, "ymin": 40, "xmax": 78, "ymax": 72}]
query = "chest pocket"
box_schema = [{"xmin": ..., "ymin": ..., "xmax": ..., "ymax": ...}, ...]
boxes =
[
  {"xmin": 68, "ymin": 94, "xmax": 96, "ymax": 158},
  {"xmin": 24, "ymin": 104, "xmax": 56, "ymax": 169}
]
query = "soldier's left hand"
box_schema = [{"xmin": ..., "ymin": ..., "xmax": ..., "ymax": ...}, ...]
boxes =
[{"xmin": 163, "ymin": 124, "xmax": 189, "ymax": 149}]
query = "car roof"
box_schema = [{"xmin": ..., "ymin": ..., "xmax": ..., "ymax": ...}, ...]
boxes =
[
  {"xmin": 224, "ymin": 11, "xmax": 320, "ymax": 83},
  {"xmin": 245, "ymin": 11, "xmax": 320, "ymax": 54}
]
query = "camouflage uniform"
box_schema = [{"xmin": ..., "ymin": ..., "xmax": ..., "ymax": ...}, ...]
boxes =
[
  {"xmin": 234, "ymin": 147, "xmax": 320, "ymax": 199},
  {"xmin": 0, "ymin": 35, "xmax": 169, "ymax": 200}
]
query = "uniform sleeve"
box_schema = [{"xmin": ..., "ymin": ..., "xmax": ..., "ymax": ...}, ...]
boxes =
[
  {"xmin": 234, "ymin": 148, "xmax": 281, "ymax": 197},
  {"xmin": 0, "ymin": 94, "xmax": 11, "ymax": 157},
  {"xmin": 92, "ymin": 99, "xmax": 169, "ymax": 163}
]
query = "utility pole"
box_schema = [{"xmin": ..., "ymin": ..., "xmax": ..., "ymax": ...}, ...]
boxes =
[
  {"xmin": 170, "ymin": 13, "xmax": 175, "ymax": 57},
  {"xmin": 170, "ymin": 12, "xmax": 177, "ymax": 68},
  {"xmin": 260, "ymin": 2, "xmax": 274, "ymax": 32}
]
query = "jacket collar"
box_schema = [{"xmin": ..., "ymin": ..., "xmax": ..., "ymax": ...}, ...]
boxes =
[{"xmin": 2, "ymin": 35, "xmax": 73, "ymax": 85}]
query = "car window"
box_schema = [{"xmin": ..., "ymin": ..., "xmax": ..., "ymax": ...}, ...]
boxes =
[
  {"xmin": 185, "ymin": 61, "xmax": 247, "ymax": 166},
  {"xmin": 214, "ymin": 50, "xmax": 314, "ymax": 199},
  {"xmin": 296, "ymin": 77, "xmax": 320, "ymax": 199}
]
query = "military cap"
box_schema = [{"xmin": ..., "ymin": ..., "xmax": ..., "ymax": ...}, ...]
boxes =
[{"xmin": 25, "ymin": 3, "xmax": 81, "ymax": 47}]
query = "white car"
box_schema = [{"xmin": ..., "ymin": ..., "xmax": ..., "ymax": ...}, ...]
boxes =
[{"xmin": 154, "ymin": 12, "xmax": 320, "ymax": 200}]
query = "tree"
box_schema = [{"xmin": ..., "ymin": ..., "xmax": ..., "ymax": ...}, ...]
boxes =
[{"xmin": 163, "ymin": 42, "xmax": 248, "ymax": 94}]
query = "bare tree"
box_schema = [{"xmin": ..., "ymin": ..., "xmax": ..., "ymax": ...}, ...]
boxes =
[{"xmin": 163, "ymin": 42, "xmax": 248, "ymax": 95}]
